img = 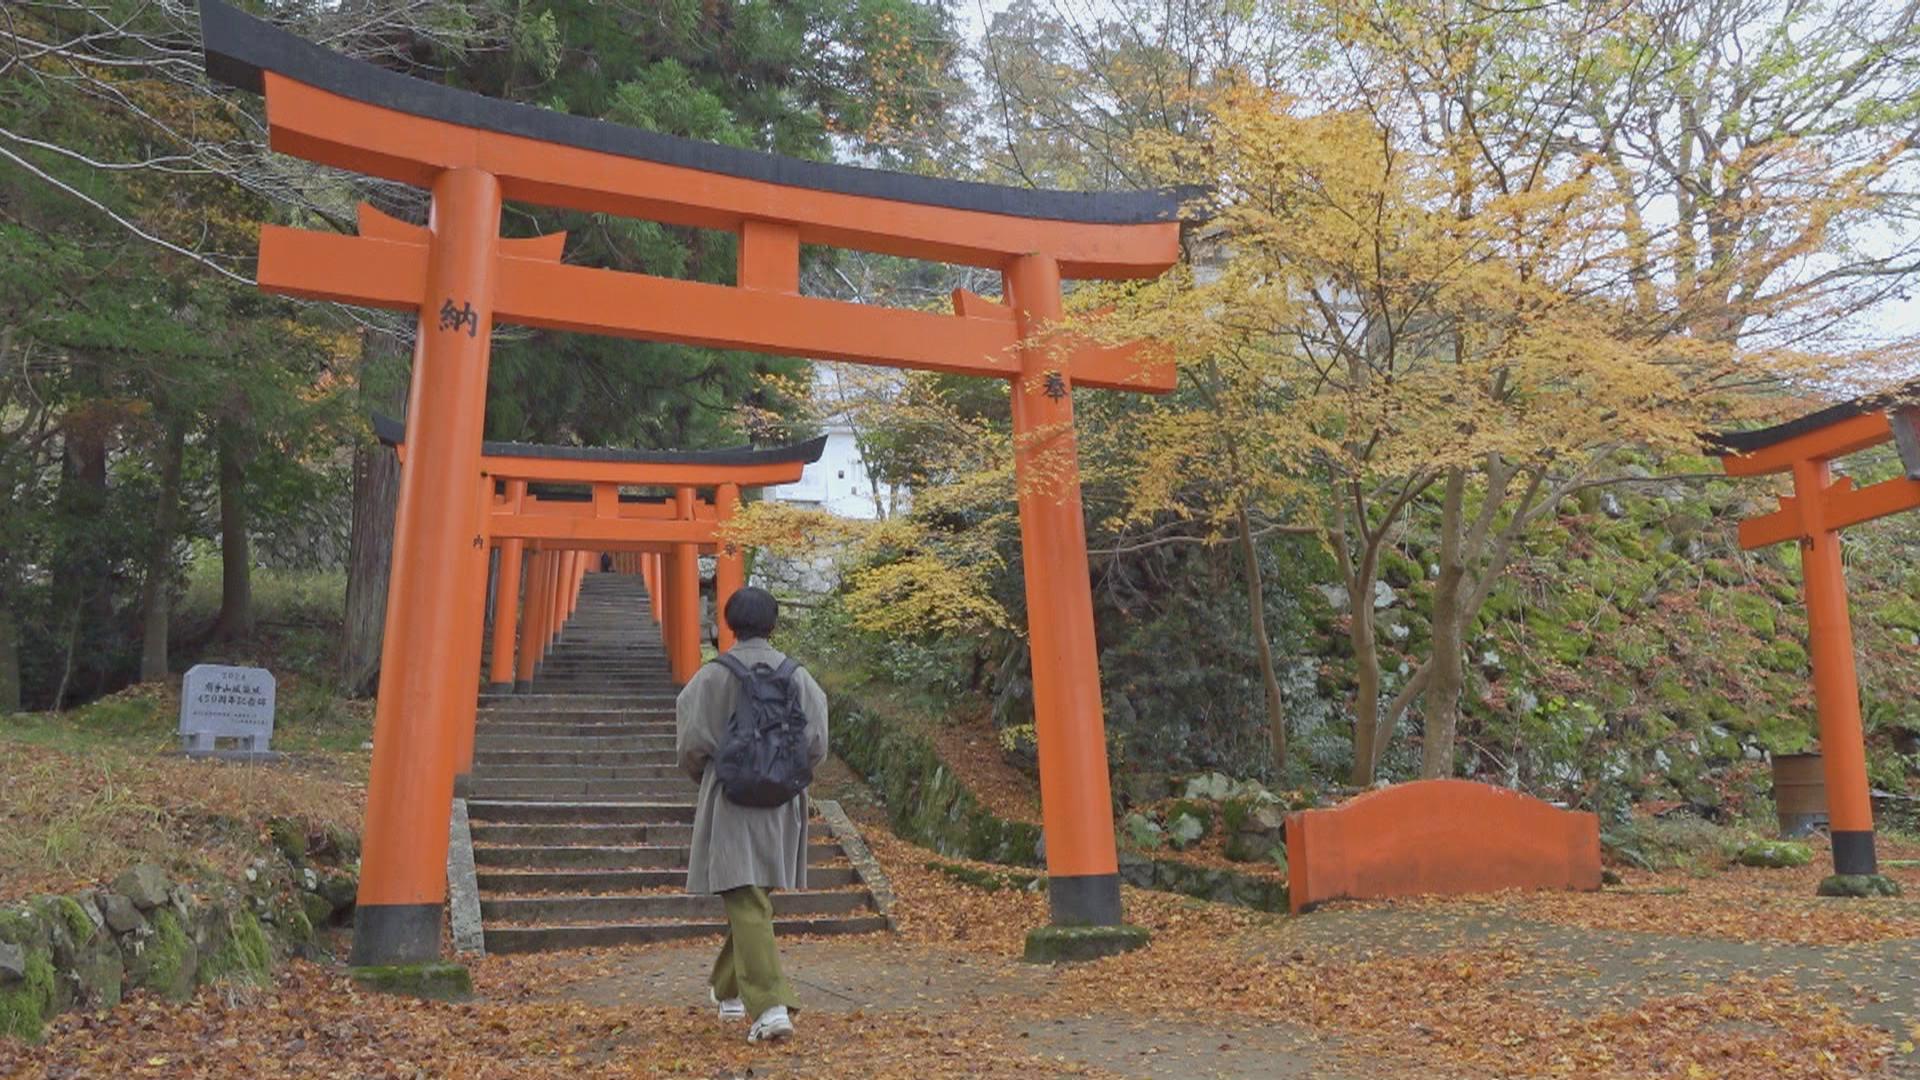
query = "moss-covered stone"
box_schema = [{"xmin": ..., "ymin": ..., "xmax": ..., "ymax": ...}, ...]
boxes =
[
  {"xmin": 349, "ymin": 962, "xmax": 472, "ymax": 1001},
  {"xmin": 1735, "ymin": 840, "xmax": 1813, "ymax": 868},
  {"xmin": 0, "ymin": 949, "xmax": 55, "ymax": 1041},
  {"xmin": 1164, "ymin": 801, "xmax": 1213, "ymax": 850},
  {"xmin": 313, "ymin": 872, "xmax": 358, "ymax": 915},
  {"xmin": 1223, "ymin": 831, "xmax": 1281, "ymax": 864},
  {"xmin": 267, "ymin": 818, "xmax": 308, "ymax": 866},
  {"xmin": 202, "ymin": 911, "xmax": 271, "ymax": 985},
  {"xmin": 300, "ymin": 891, "xmax": 336, "ymax": 929},
  {"xmin": 126, "ymin": 908, "xmax": 196, "ymax": 1000},
  {"xmin": 1816, "ymin": 874, "xmax": 1903, "ymax": 899},
  {"xmin": 0, "ymin": 909, "xmax": 49, "ymax": 953},
  {"xmin": 51, "ymin": 898, "xmax": 94, "ymax": 948},
  {"xmin": 1023, "ymin": 924, "xmax": 1150, "ymax": 964},
  {"xmin": 926, "ymin": 861, "xmax": 1045, "ymax": 893}
]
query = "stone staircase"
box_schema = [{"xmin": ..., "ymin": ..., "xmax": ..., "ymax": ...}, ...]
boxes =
[{"xmin": 464, "ymin": 571, "xmax": 889, "ymax": 954}]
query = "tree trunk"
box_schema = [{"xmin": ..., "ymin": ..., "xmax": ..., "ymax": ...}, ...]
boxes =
[
  {"xmin": 1235, "ymin": 506, "xmax": 1287, "ymax": 776},
  {"xmin": 1422, "ymin": 468, "xmax": 1470, "ymax": 779},
  {"xmin": 0, "ymin": 587, "xmax": 19, "ymax": 713},
  {"xmin": 340, "ymin": 334, "xmax": 410, "ymax": 696},
  {"xmin": 214, "ymin": 421, "xmax": 253, "ymax": 640},
  {"xmin": 52, "ymin": 417, "xmax": 110, "ymax": 702},
  {"xmin": 139, "ymin": 418, "xmax": 186, "ymax": 682},
  {"xmin": 340, "ymin": 433, "xmax": 403, "ymax": 696},
  {"xmin": 1348, "ymin": 594, "xmax": 1383, "ymax": 786}
]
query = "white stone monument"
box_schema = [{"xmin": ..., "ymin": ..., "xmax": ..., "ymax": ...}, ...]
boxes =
[{"xmin": 179, "ymin": 664, "xmax": 278, "ymax": 760}]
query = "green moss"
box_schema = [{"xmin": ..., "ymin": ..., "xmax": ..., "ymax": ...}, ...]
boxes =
[
  {"xmin": 0, "ymin": 910, "xmax": 40, "ymax": 948},
  {"xmin": 133, "ymin": 908, "xmax": 193, "ymax": 1000},
  {"xmin": 926, "ymin": 860, "xmax": 1044, "ymax": 893},
  {"xmin": 300, "ymin": 891, "xmax": 335, "ymax": 929},
  {"xmin": 1816, "ymin": 874, "xmax": 1903, "ymax": 898},
  {"xmin": 268, "ymin": 818, "xmax": 307, "ymax": 866},
  {"xmin": 349, "ymin": 962, "xmax": 472, "ymax": 1001},
  {"xmin": 1703, "ymin": 560, "xmax": 1746, "ymax": 587},
  {"xmin": 1525, "ymin": 607, "xmax": 1593, "ymax": 664},
  {"xmin": 1218, "ymin": 797, "xmax": 1253, "ymax": 834},
  {"xmin": 1735, "ymin": 840, "xmax": 1813, "ymax": 868},
  {"xmin": 1758, "ymin": 640, "xmax": 1808, "ymax": 673},
  {"xmin": 1876, "ymin": 596, "xmax": 1920, "ymax": 634},
  {"xmin": 0, "ymin": 950, "xmax": 55, "ymax": 1041},
  {"xmin": 53, "ymin": 897, "xmax": 93, "ymax": 947},
  {"xmin": 285, "ymin": 909, "xmax": 315, "ymax": 945},
  {"xmin": 1022, "ymin": 924, "xmax": 1150, "ymax": 964},
  {"xmin": 203, "ymin": 911, "xmax": 271, "ymax": 985},
  {"xmin": 1728, "ymin": 592, "xmax": 1777, "ymax": 636}
]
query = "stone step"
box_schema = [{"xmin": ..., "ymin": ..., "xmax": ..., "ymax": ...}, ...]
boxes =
[
  {"xmin": 475, "ymin": 764, "xmax": 686, "ymax": 782},
  {"xmin": 484, "ymin": 914, "xmax": 889, "ymax": 953},
  {"xmin": 465, "ymin": 778, "xmax": 693, "ymax": 800},
  {"xmin": 468, "ymin": 821, "xmax": 833, "ymax": 846},
  {"xmin": 474, "ymin": 735, "xmax": 674, "ymax": 753},
  {"xmin": 472, "ymin": 841, "xmax": 841, "ymax": 869},
  {"xmin": 481, "ymin": 888, "xmax": 873, "ymax": 925},
  {"xmin": 475, "ymin": 865, "xmax": 859, "ymax": 894},
  {"xmin": 475, "ymin": 720, "xmax": 675, "ymax": 738},
  {"xmin": 473, "ymin": 749, "xmax": 678, "ymax": 767},
  {"xmin": 465, "ymin": 800, "xmax": 695, "ymax": 824},
  {"xmin": 481, "ymin": 695, "xmax": 678, "ymax": 709},
  {"xmin": 477, "ymin": 706, "xmax": 675, "ymax": 719}
]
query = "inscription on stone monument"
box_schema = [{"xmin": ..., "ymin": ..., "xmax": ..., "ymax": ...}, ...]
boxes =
[{"xmin": 179, "ymin": 664, "xmax": 277, "ymax": 759}]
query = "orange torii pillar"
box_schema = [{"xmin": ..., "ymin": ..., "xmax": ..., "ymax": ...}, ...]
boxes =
[
  {"xmin": 669, "ymin": 487, "xmax": 702, "ymax": 682},
  {"xmin": 515, "ymin": 549, "xmax": 551, "ymax": 691},
  {"xmin": 1719, "ymin": 390, "xmax": 1920, "ymax": 888},
  {"xmin": 645, "ymin": 554, "xmax": 663, "ymax": 623},
  {"xmin": 488, "ymin": 486, "xmax": 527, "ymax": 692},
  {"xmin": 714, "ymin": 483, "xmax": 745, "ymax": 650}
]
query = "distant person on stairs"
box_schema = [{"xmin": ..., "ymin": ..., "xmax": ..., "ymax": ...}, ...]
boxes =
[{"xmin": 674, "ymin": 586, "xmax": 829, "ymax": 1045}]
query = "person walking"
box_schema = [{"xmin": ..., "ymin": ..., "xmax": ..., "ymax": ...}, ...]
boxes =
[{"xmin": 674, "ymin": 586, "xmax": 829, "ymax": 1044}]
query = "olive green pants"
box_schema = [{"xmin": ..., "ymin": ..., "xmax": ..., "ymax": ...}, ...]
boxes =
[{"xmin": 709, "ymin": 886, "xmax": 799, "ymax": 1019}]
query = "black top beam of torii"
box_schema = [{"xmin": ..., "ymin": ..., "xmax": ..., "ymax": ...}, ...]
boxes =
[
  {"xmin": 370, "ymin": 414, "xmax": 829, "ymax": 470},
  {"xmin": 198, "ymin": 0, "xmax": 1192, "ymax": 228}
]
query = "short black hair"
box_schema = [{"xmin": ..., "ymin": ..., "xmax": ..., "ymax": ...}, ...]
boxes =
[{"xmin": 723, "ymin": 586, "xmax": 779, "ymax": 640}]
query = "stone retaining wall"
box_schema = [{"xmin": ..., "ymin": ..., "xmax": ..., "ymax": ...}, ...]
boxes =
[
  {"xmin": 828, "ymin": 683, "xmax": 1288, "ymax": 913},
  {"xmin": 0, "ymin": 830, "xmax": 358, "ymax": 1041},
  {"xmin": 830, "ymin": 690, "xmax": 1044, "ymax": 867}
]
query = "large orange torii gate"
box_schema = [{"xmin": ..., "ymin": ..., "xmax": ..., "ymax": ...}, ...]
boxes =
[
  {"xmin": 203, "ymin": 1, "xmax": 1183, "ymax": 965},
  {"xmin": 1714, "ymin": 380, "xmax": 1920, "ymax": 891}
]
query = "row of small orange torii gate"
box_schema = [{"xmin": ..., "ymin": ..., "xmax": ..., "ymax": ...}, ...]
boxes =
[
  {"xmin": 375, "ymin": 415, "xmax": 828, "ymax": 721},
  {"xmin": 200, "ymin": 0, "xmax": 1185, "ymax": 965}
]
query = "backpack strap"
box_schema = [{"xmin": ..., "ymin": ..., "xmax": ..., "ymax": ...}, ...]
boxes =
[
  {"xmin": 714, "ymin": 653, "xmax": 752, "ymax": 682},
  {"xmin": 774, "ymin": 657, "xmax": 800, "ymax": 681}
]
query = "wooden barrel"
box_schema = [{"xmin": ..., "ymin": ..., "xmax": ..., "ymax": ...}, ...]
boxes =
[{"xmin": 1773, "ymin": 752, "xmax": 1828, "ymax": 838}]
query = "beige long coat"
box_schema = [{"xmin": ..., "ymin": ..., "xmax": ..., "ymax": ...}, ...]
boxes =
[{"xmin": 675, "ymin": 638, "xmax": 829, "ymax": 895}]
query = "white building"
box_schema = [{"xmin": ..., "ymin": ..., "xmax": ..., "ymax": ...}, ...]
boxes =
[{"xmin": 764, "ymin": 365, "xmax": 901, "ymax": 520}]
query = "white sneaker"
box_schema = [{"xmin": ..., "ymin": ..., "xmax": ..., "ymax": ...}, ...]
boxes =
[
  {"xmin": 709, "ymin": 987, "xmax": 747, "ymax": 1022},
  {"xmin": 747, "ymin": 1004, "xmax": 793, "ymax": 1044}
]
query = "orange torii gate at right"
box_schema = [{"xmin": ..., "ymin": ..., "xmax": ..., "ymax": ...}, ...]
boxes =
[{"xmin": 1714, "ymin": 380, "xmax": 1920, "ymax": 893}]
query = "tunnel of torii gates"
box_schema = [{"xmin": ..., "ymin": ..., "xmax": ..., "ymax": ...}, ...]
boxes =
[
  {"xmin": 200, "ymin": 1, "xmax": 1188, "ymax": 964},
  {"xmin": 1714, "ymin": 381, "xmax": 1920, "ymax": 886},
  {"xmin": 371, "ymin": 411, "xmax": 827, "ymax": 695}
]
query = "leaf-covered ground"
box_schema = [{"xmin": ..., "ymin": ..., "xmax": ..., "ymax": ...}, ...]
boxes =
[
  {"xmin": 0, "ymin": 686, "xmax": 367, "ymax": 902},
  {"xmin": 6, "ymin": 824, "xmax": 1918, "ymax": 1078}
]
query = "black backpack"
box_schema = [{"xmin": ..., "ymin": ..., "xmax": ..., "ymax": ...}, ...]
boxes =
[{"xmin": 712, "ymin": 653, "xmax": 814, "ymax": 808}]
